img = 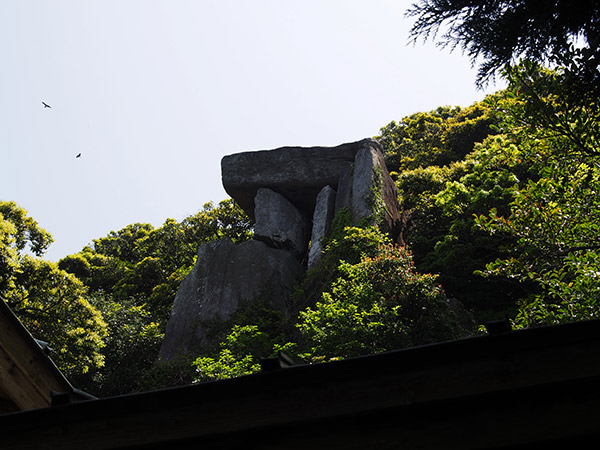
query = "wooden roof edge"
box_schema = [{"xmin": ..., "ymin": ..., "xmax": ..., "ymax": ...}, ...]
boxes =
[{"xmin": 0, "ymin": 299, "xmax": 75, "ymax": 410}]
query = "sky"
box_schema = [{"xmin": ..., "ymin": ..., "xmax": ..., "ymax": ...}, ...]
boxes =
[{"xmin": 1, "ymin": 0, "xmax": 502, "ymax": 262}]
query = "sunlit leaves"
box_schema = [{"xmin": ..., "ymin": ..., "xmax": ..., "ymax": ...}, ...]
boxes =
[
  {"xmin": 0, "ymin": 201, "xmax": 53, "ymax": 256},
  {"xmin": 59, "ymin": 199, "xmax": 252, "ymax": 322},
  {"xmin": 192, "ymin": 325, "xmax": 270, "ymax": 382},
  {"xmin": 377, "ymin": 103, "xmax": 498, "ymax": 174},
  {"xmin": 475, "ymin": 63, "xmax": 600, "ymax": 326},
  {"xmin": 6, "ymin": 256, "xmax": 108, "ymax": 375},
  {"xmin": 297, "ymin": 228, "xmax": 474, "ymax": 360}
]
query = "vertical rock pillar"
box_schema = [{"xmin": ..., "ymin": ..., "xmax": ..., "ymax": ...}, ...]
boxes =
[{"xmin": 308, "ymin": 185, "xmax": 337, "ymax": 269}]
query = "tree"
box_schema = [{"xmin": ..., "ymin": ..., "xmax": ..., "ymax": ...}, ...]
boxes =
[
  {"xmin": 407, "ymin": 0, "xmax": 600, "ymax": 87},
  {"xmin": 70, "ymin": 295, "xmax": 163, "ymax": 397},
  {"xmin": 297, "ymin": 226, "xmax": 475, "ymax": 360},
  {"xmin": 376, "ymin": 101, "xmax": 526, "ymax": 321},
  {"xmin": 493, "ymin": 62, "xmax": 600, "ymax": 156},
  {"xmin": 6, "ymin": 257, "xmax": 107, "ymax": 376},
  {"xmin": 0, "ymin": 201, "xmax": 107, "ymax": 376},
  {"xmin": 59, "ymin": 199, "xmax": 253, "ymax": 323},
  {"xmin": 193, "ymin": 325, "xmax": 268, "ymax": 382},
  {"xmin": 0, "ymin": 201, "xmax": 53, "ymax": 255},
  {"xmin": 475, "ymin": 64, "xmax": 600, "ymax": 327},
  {"xmin": 377, "ymin": 102, "xmax": 498, "ymax": 173},
  {"xmin": 0, "ymin": 201, "xmax": 53, "ymax": 292}
]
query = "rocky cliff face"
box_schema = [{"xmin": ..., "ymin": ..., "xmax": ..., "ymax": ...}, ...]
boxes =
[
  {"xmin": 159, "ymin": 139, "xmax": 404, "ymax": 361},
  {"xmin": 159, "ymin": 238, "xmax": 304, "ymax": 359}
]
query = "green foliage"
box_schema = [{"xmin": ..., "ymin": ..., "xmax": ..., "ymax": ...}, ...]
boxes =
[
  {"xmin": 191, "ymin": 300, "xmax": 301, "ymax": 383},
  {"xmin": 58, "ymin": 247, "xmax": 127, "ymax": 293},
  {"xmin": 0, "ymin": 213, "xmax": 19, "ymax": 293},
  {"xmin": 193, "ymin": 325, "xmax": 264, "ymax": 382},
  {"xmin": 70, "ymin": 295, "xmax": 164, "ymax": 396},
  {"xmin": 407, "ymin": 0, "xmax": 600, "ymax": 88},
  {"xmin": 59, "ymin": 199, "xmax": 252, "ymax": 322},
  {"xmin": 5, "ymin": 256, "xmax": 108, "ymax": 376},
  {"xmin": 194, "ymin": 349, "xmax": 260, "ymax": 382},
  {"xmin": 92, "ymin": 223, "xmax": 154, "ymax": 264},
  {"xmin": 377, "ymin": 103, "xmax": 498, "ymax": 174},
  {"xmin": 0, "ymin": 201, "xmax": 107, "ymax": 376},
  {"xmin": 297, "ymin": 228, "xmax": 475, "ymax": 360},
  {"xmin": 295, "ymin": 211, "xmax": 390, "ymax": 309},
  {"xmin": 0, "ymin": 201, "xmax": 53, "ymax": 256},
  {"xmin": 0, "ymin": 201, "xmax": 53, "ymax": 292},
  {"xmin": 376, "ymin": 104, "xmax": 515, "ymax": 319},
  {"xmin": 475, "ymin": 62, "xmax": 600, "ymax": 326},
  {"xmin": 492, "ymin": 62, "xmax": 600, "ymax": 156},
  {"xmin": 191, "ymin": 297, "xmax": 300, "ymax": 383},
  {"xmin": 403, "ymin": 3, "xmax": 600, "ymax": 325}
]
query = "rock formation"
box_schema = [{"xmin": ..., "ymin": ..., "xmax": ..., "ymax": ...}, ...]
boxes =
[
  {"xmin": 159, "ymin": 138, "xmax": 404, "ymax": 361},
  {"xmin": 222, "ymin": 138, "xmax": 404, "ymax": 250},
  {"xmin": 159, "ymin": 238, "xmax": 304, "ymax": 359}
]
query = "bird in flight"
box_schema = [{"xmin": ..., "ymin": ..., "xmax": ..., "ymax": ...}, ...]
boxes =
[
  {"xmin": 76, "ymin": 153, "xmax": 82, "ymax": 158},
  {"xmin": 42, "ymin": 102, "xmax": 51, "ymax": 108}
]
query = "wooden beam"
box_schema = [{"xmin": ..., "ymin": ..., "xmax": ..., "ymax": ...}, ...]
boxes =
[
  {"xmin": 0, "ymin": 345, "xmax": 50, "ymax": 410},
  {"xmin": 0, "ymin": 300, "xmax": 73, "ymax": 410}
]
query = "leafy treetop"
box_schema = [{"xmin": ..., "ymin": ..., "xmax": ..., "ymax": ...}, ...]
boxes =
[{"xmin": 407, "ymin": 0, "xmax": 600, "ymax": 87}]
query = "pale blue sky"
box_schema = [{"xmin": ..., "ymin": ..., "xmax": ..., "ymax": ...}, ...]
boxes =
[{"xmin": 1, "ymin": 0, "xmax": 501, "ymax": 261}]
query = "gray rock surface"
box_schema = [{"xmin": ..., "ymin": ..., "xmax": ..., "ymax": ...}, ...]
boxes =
[
  {"xmin": 254, "ymin": 188, "xmax": 310, "ymax": 259},
  {"xmin": 334, "ymin": 165, "xmax": 353, "ymax": 214},
  {"xmin": 308, "ymin": 185, "xmax": 337, "ymax": 269},
  {"xmin": 351, "ymin": 145, "xmax": 404, "ymax": 241},
  {"xmin": 159, "ymin": 238, "xmax": 304, "ymax": 360},
  {"xmin": 221, "ymin": 139, "xmax": 374, "ymax": 219},
  {"xmin": 351, "ymin": 146, "xmax": 380, "ymax": 224}
]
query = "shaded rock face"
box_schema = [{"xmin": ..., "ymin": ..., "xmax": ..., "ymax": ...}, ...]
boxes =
[
  {"xmin": 159, "ymin": 238, "xmax": 304, "ymax": 360},
  {"xmin": 161, "ymin": 138, "xmax": 405, "ymax": 360},
  {"xmin": 254, "ymin": 188, "xmax": 310, "ymax": 259},
  {"xmin": 308, "ymin": 185, "xmax": 337, "ymax": 269},
  {"xmin": 351, "ymin": 146, "xmax": 405, "ymax": 240}
]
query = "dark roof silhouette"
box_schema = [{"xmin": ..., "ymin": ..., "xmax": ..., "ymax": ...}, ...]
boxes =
[{"xmin": 2, "ymin": 318, "xmax": 600, "ymax": 449}]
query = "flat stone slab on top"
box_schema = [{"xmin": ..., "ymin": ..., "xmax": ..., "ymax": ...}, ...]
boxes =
[{"xmin": 221, "ymin": 139, "xmax": 381, "ymax": 219}]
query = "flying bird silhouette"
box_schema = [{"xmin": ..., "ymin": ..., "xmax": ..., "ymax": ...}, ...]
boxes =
[
  {"xmin": 76, "ymin": 153, "xmax": 82, "ymax": 158},
  {"xmin": 42, "ymin": 102, "xmax": 51, "ymax": 108}
]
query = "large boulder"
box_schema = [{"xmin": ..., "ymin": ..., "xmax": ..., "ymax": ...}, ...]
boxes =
[
  {"xmin": 221, "ymin": 139, "xmax": 372, "ymax": 219},
  {"xmin": 159, "ymin": 238, "xmax": 304, "ymax": 361},
  {"xmin": 254, "ymin": 188, "xmax": 310, "ymax": 259}
]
